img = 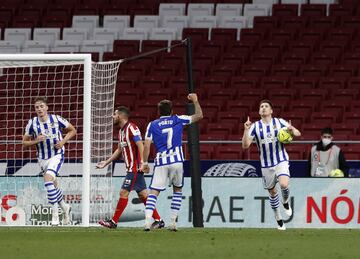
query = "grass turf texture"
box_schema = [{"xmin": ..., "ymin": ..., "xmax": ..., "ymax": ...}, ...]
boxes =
[{"xmin": 0, "ymin": 228, "xmax": 358, "ymax": 259}]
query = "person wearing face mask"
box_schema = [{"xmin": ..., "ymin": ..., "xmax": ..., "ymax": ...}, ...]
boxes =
[{"xmin": 308, "ymin": 127, "xmax": 348, "ymax": 177}]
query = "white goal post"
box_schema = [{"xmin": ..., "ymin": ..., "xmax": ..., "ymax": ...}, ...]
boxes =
[{"xmin": 0, "ymin": 54, "xmax": 121, "ymax": 227}]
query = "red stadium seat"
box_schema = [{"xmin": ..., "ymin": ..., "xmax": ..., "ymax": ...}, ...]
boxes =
[
  {"xmin": 200, "ymin": 99, "xmax": 224, "ymax": 114},
  {"xmin": 327, "ymin": 27, "xmax": 356, "ymax": 42},
  {"xmin": 332, "ymin": 123, "xmax": 358, "ymax": 135},
  {"xmin": 320, "ymin": 101, "xmax": 347, "ymax": 118},
  {"xmin": 139, "ymin": 74, "xmax": 168, "ymax": 92},
  {"xmin": 281, "ymin": 52, "xmax": 309, "ymax": 65},
  {"xmin": 311, "ymin": 111, "xmax": 340, "ymax": 124},
  {"xmin": 329, "ymin": 4, "xmax": 353, "ymax": 17},
  {"xmin": 341, "ymin": 53, "xmax": 360, "ymax": 66},
  {"xmin": 302, "ymin": 123, "xmax": 332, "ymax": 136},
  {"xmin": 340, "ymin": 16, "xmax": 360, "ymax": 30},
  {"xmin": 144, "ymin": 87, "xmax": 173, "ymax": 100},
  {"xmin": 73, "ymin": 3, "xmax": 100, "ymax": 15},
  {"xmin": 253, "ymin": 16, "xmax": 279, "ymax": 29},
  {"xmin": 288, "ymin": 41, "xmax": 317, "ymax": 55},
  {"xmin": 220, "ymin": 52, "xmax": 248, "ymax": 66},
  {"xmin": 240, "ymin": 28, "xmax": 267, "ymax": 43},
  {"xmin": 101, "ymin": 3, "xmax": 127, "ymax": 15},
  {"xmin": 128, "ymin": 3, "xmax": 156, "ymax": 16},
  {"xmin": 348, "ymin": 77, "xmax": 360, "ymax": 89},
  {"xmin": 150, "ymin": 64, "xmax": 178, "ymax": 76},
  {"xmin": 298, "ymin": 28, "xmax": 326, "ymax": 42},
  {"xmin": 310, "ymin": 52, "xmax": 338, "ymax": 66},
  {"xmin": 199, "ymin": 75, "xmax": 228, "ymax": 89},
  {"xmin": 261, "ymin": 76, "xmax": 289, "ymax": 90},
  {"xmin": 328, "ymin": 64, "xmax": 358, "ymax": 77},
  {"xmin": 241, "ymin": 64, "xmax": 270, "ymax": 77},
  {"xmin": 318, "ymin": 77, "xmax": 347, "ymax": 90},
  {"xmin": 142, "ymin": 40, "xmax": 168, "ymax": 53},
  {"xmin": 225, "ymin": 99, "xmax": 257, "ymax": 114},
  {"xmin": 206, "ymin": 122, "xmax": 236, "ymax": 135},
  {"xmin": 301, "ymin": 4, "xmax": 327, "ymax": 17},
  {"xmin": 200, "ymin": 133, "xmax": 227, "ymax": 141},
  {"xmin": 271, "ymin": 64, "xmax": 299, "ymax": 77},
  {"xmin": 207, "ymin": 88, "xmax": 237, "ymax": 100},
  {"xmin": 228, "ymin": 41, "xmax": 257, "ymax": 54},
  {"xmin": 18, "ymin": 5, "xmax": 44, "ymax": 17},
  {"xmin": 199, "ymin": 145, "xmax": 215, "ymax": 160},
  {"xmin": 230, "ymin": 76, "xmax": 259, "ymax": 89},
  {"xmin": 341, "ymin": 147, "xmax": 360, "ymax": 160},
  {"xmin": 279, "ymin": 16, "xmax": 308, "ymax": 29},
  {"xmin": 182, "ymin": 28, "xmax": 209, "ymax": 45},
  {"xmin": 285, "ymin": 145, "xmax": 305, "ymax": 160},
  {"xmin": 211, "ymin": 63, "xmax": 240, "ymax": 78},
  {"xmin": 344, "ymin": 111, "xmax": 360, "ymax": 123},
  {"xmin": 12, "ymin": 15, "xmax": 40, "ymax": 28},
  {"xmin": 211, "ymin": 28, "xmax": 237, "ymax": 42},
  {"xmin": 237, "ymin": 88, "xmax": 265, "ymax": 101},
  {"xmin": 269, "ymin": 28, "xmax": 298, "ymax": 42},
  {"xmin": 113, "ymin": 40, "xmax": 140, "ymax": 57},
  {"xmin": 215, "ymin": 145, "xmax": 243, "ymax": 160},
  {"xmin": 216, "ymin": 111, "xmax": 243, "ymax": 125},
  {"xmin": 331, "ymin": 88, "xmax": 359, "ymax": 102},
  {"xmin": 281, "ymin": 111, "xmax": 309, "ymax": 125},
  {"xmin": 272, "ymin": 4, "xmax": 299, "ymax": 17},
  {"xmin": 258, "ymin": 40, "xmax": 287, "ymax": 54},
  {"xmin": 117, "ymin": 75, "xmax": 139, "ymax": 89},
  {"xmin": 299, "ymin": 88, "xmax": 328, "ymax": 102},
  {"xmin": 299, "ymin": 64, "xmax": 328, "ymax": 77},
  {"xmin": 198, "ymin": 40, "xmax": 227, "ymax": 57},
  {"xmin": 308, "ymin": 16, "xmax": 337, "ymax": 29},
  {"xmin": 268, "ymin": 88, "xmax": 297, "ymax": 101},
  {"xmin": 251, "ymin": 52, "xmax": 279, "ymax": 66},
  {"xmin": 289, "ymin": 100, "xmax": 318, "ymax": 114}
]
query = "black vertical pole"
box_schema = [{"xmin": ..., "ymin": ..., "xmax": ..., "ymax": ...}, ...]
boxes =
[{"xmin": 185, "ymin": 38, "xmax": 204, "ymax": 227}]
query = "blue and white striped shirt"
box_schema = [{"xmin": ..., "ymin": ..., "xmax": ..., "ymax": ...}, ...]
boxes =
[
  {"xmin": 248, "ymin": 117, "xmax": 290, "ymax": 168},
  {"xmin": 25, "ymin": 114, "xmax": 70, "ymax": 160},
  {"xmin": 145, "ymin": 115, "xmax": 192, "ymax": 167}
]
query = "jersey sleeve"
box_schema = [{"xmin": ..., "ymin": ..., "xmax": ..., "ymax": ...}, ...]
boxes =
[
  {"xmin": 177, "ymin": 115, "xmax": 192, "ymax": 125},
  {"xmin": 129, "ymin": 124, "xmax": 142, "ymax": 143},
  {"xmin": 144, "ymin": 122, "xmax": 153, "ymax": 141},
  {"xmin": 247, "ymin": 123, "xmax": 256, "ymax": 139},
  {"xmin": 279, "ymin": 118, "xmax": 290, "ymax": 128},
  {"xmin": 56, "ymin": 115, "xmax": 70, "ymax": 129},
  {"xmin": 24, "ymin": 119, "xmax": 34, "ymax": 136}
]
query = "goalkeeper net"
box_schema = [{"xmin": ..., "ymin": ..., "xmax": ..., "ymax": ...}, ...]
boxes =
[{"xmin": 0, "ymin": 54, "xmax": 121, "ymax": 226}]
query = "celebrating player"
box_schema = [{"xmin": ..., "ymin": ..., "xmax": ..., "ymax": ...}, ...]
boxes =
[
  {"xmin": 142, "ymin": 93, "xmax": 203, "ymax": 231},
  {"xmin": 97, "ymin": 106, "xmax": 164, "ymax": 229},
  {"xmin": 242, "ymin": 99, "xmax": 301, "ymax": 230},
  {"xmin": 22, "ymin": 97, "xmax": 75, "ymax": 226}
]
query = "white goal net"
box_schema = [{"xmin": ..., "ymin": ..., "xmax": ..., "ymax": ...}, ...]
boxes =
[{"xmin": 0, "ymin": 54, "xmax": 121, "ymax": 226}]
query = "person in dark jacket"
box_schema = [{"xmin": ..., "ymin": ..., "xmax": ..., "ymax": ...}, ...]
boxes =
[{"xmin": 308, "ymin": 127, "xmax": 348, "ymax": 177}]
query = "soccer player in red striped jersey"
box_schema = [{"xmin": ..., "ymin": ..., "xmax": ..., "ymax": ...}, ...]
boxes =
[{"xmin": 97, "ymin": 106, "xmax": 164, "ymax": 229}]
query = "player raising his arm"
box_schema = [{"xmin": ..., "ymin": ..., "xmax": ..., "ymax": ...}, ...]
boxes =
[
  {"xmin": 23, "ymin": 97, "xmax": 76, "ymax": 226},
  {"xmin": 242, "ymin": 99, "xmax": 301, "ymax": 230},
  {"xmin": 97, "ymin": 106, "xmax": 164, "ymax": 229},
  {"xmin": 142, "ymin": 93, "xmax": 203, "ymax": 231}
]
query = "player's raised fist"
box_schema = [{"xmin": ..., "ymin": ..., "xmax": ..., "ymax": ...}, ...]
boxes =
[
  {"xmin": 187, "ymin": 93, "xmax": 198, "ymax": 102},
  {"xmin": 244, "ymin": 116, "xmax": 252, "ymax": 130}
]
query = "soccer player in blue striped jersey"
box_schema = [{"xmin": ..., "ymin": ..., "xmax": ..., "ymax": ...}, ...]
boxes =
[
  {"xmin": 22, "ymin": 97, "xmax": 76, "ymax": 226},
  {"xmin": 242, "ymin": 99, "xmax": 301, "ymax": 230},
  {"xmin": 141, "ymin": 93, "xmax": 203, "ymax": 231}
]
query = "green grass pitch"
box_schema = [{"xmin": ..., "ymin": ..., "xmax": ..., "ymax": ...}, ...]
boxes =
[{"xmin": 0, "ymin": 228, "xmax": 358, "ymax": 259}]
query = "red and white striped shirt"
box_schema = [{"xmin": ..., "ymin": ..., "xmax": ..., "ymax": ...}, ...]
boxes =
[{"xmin": 118, "ymin": 122, "xmax": 142, "ymax": 173}]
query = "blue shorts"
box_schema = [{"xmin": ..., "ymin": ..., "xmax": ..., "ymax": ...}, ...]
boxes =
[{"xmin": 121, "ymin": 171, "xmax": 147, "ymax": 193}]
